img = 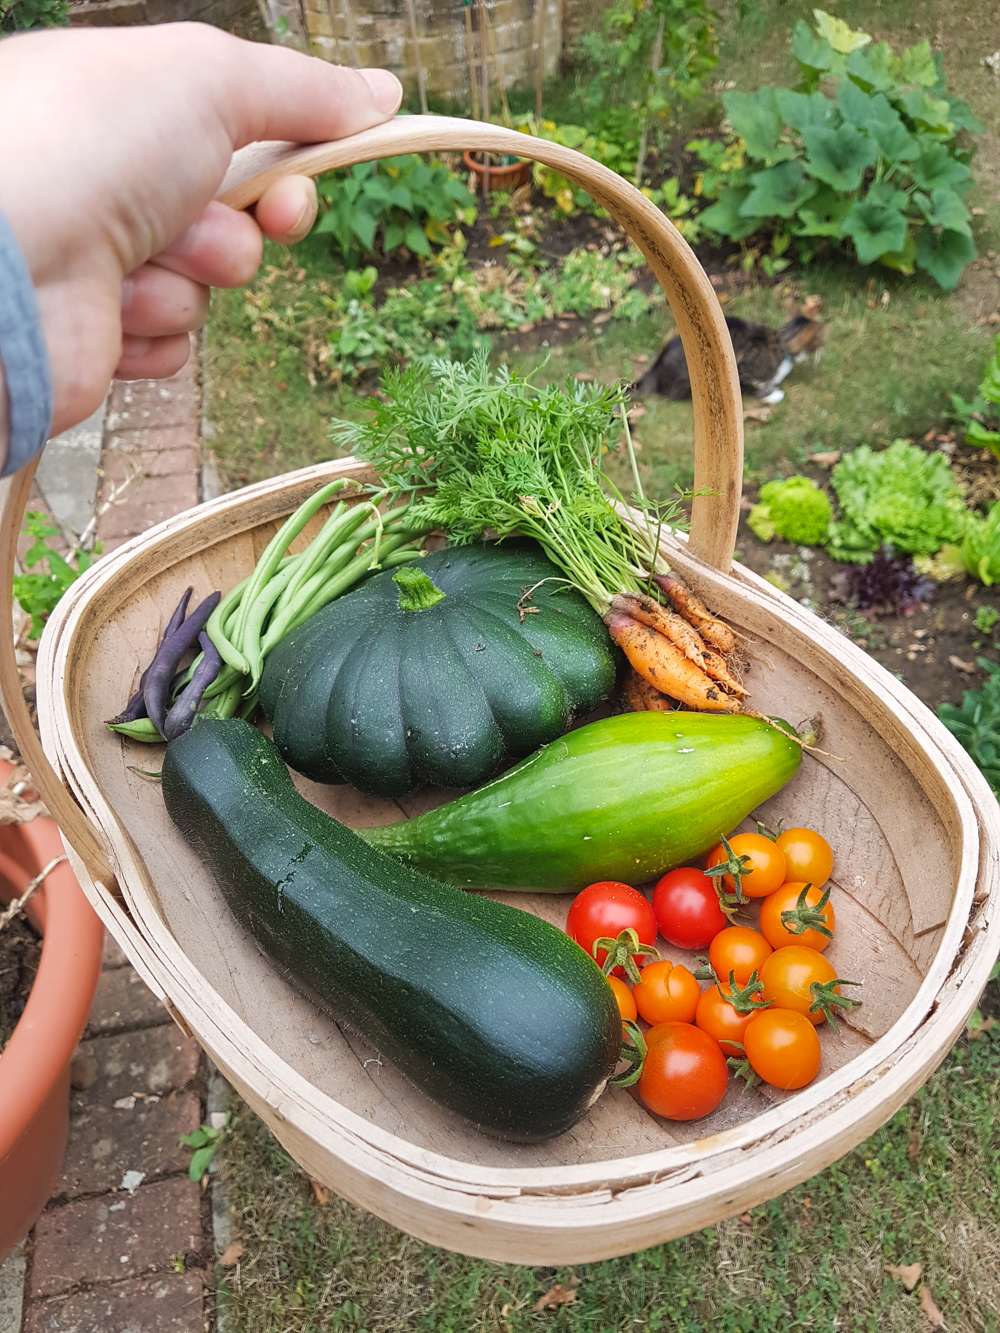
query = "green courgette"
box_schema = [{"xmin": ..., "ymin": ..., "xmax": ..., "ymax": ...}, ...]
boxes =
[
  {"xmin": 361, "ymin": 712, "xmax": 802, "ymax": 889},
  {"xmin": 161, "ymin": 719, "xmax": 620, "ymax": 1141}
]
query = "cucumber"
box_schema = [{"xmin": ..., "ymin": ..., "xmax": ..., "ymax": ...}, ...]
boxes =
[
  {"xmin": 161, "ymin": 719, "xmax": 620, "ymax": 1141},
  {"xmin": 361, "ymin": 712, "xmax": 802, "ymax": 890}
]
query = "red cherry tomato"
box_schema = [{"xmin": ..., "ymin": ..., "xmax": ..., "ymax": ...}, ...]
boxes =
[
  {"xmin": 638, "ymin": 1022, "xmax": 729, "ymax": 1120},
  {"xmin": 696, "ymin": 978, "xmax": 769, "ymax": 1058},
  {"xmin": 707, "ymin": 833, "xmax": 787, "ymax": 899},
  {"xmin": 566, "ymin": 881, "xmax": 657, "ymax": 977},
  {"xmin": 633, "ymin": 960, "xmax": 700, "ymax": 1025},
  {"xmin": 607, "ymin": 975, "xmax": 638, "ymax": 1024},
  {"xmin": 708, "ymin": 926, "xmax": 772, "ymax": 988},
  {"xmin": 652, "ymin": 867, "xmax": 727, "ymax": 950},
  {"xmin": 774, "ymin": 827, "xmax": 834, "ymax": 889},
  {"xmin": 743, "ymin": 1008, "xmax": 821, "ymax": 1089},
  {"xmin": 759, "ymin": 882, "xmax": 835, "ymax": 952}
]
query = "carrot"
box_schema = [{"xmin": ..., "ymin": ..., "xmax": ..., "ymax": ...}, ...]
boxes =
[
  {"xmin": 652, "ymin": 574, "xmax": 737, "ymax": 655},
  {"xmin": 611, "ymin": 593, "xmax": 748, "ymax": 699},
  {"xmin": 623, "ymin": 667, "xmax": 677, "ymax": 713},
  {"xmin": 605, "ymin": 613, "xmax": 740, "ymax": 713}
]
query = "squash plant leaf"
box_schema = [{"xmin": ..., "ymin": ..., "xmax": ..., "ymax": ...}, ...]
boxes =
[
  {"xmin": 741, "ymin": 161, "xmax": 817, "ymax": 219},
  {"xmin": 698, "ymin": 185, "xmax": 760, "ymax": 240},
  {"xmin": 790, "ymin": 20, "xmax": 836, "ymax": 82},
  {"xmin": 946, "ymin": 94, "xmax": 984, "ymax": 135},
  {"xmin": 802, "ymin": 124, "xmax": 877, "ymax": 192},
  {"xmin": 917, "ymin": 187, "xmax": 972, "ymax": 237},
  {"xmin": 813, "ymin": 10, "xmax": 870, "ymax": 56},
  {"xmin": 795, "ymin": 185, "xmax": 851, "ymax": 238},
  {"xmin": 844, "ymin": 42, "xmax": 896, "ymax": 94},
  {"xmin": 842, "ymin": 199, "xmax": 908, "ymax": 265},
  {"xmin": 878, "ymin": 232, "xmax": 918, "ymax": 275},
  {"xmin": 723, "ymin": 89, "xmax": 791, "ymax": 165},
  {"xmin": 775, "ymin": 88, "xmax": 839, "ymax": 133},
  {"xmin": 909, "ymin": 142, "xmax": 971, "ymax": 192},
  {"xmin": 898, "ymin": 88, "xmax": 954, "ymax": 134},
  {"xmin": 897, "ymin": 39, "xmax": 937, "ymax": 88},
  {"xmin": 915, "ymin": 226, "xmax": 976, "ymax": 292}
]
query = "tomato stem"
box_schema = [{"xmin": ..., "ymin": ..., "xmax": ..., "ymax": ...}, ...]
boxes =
[
  {"xmin": 718, "ymin": 969, "xmax": 773, "ymax": 1015},
  {"xmin": 809, "ymin": 976, "xmax": 862, "ymax": 1032},
  {"xmin": 704, "ymin": 834, "xmax": 751, "ymax": 917},
  {"xmin": 780, "ymin": 883, "xmax": 834, "ymax": 940},
  {"xmin": 725, "ymin": 1043, "xmax": 759, "ymax": 1089},
  {"xmin": 693, "ymin": 956, "xmax": 719, "ymax": 984},
  {"xmin": 595, "ymin": 928, "xmax": 659, "ymax": 985},
  {"xmin": 610, "ymin": 1019, "xmax": 647, "ymax": 1087}
]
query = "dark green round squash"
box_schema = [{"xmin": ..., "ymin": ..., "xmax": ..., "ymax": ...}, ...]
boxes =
[{"xmin": 259, "ymin": 540, "xmax": 616, "ymax": 797}]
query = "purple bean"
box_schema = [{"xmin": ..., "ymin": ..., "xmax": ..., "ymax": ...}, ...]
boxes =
[
  {"xmin": 163, "ymin": 633, "xmax": 224, "ymax": 742},
  {"xmin": 110, "ymin": 586, "xmax": 194, "ymax": 725},
  {"xmin": 143, "ymin": 591, "xmax": 221, "ymax": 735}
]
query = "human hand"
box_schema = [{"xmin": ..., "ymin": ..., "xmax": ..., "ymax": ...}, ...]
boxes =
[{"xmin": 0, "ymin": 24, "xmax": 402, "ymax": 436}]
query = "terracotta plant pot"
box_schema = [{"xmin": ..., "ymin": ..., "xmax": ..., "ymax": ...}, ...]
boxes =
[
  {"xmin": 463, "ymin": 149, "xmax": 532, "ymax": 193},
  {"xmin": 0, "ymin": 763, "xmax": 103, "ymax": 1263}
]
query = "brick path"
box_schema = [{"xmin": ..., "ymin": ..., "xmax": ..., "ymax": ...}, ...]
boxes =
[{"xmin": 3, "ymin": 346, "xmax": 223, "ymax": 1333}]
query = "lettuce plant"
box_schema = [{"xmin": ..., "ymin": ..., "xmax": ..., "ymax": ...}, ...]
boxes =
[
  {"xmin": 827, "ymin": 439, "xmax": 967, "ymax": 562},
  {"xmin": 748, "ymin": 476, "xmax": 831, "ymax": 545},
  {"xmin": 692, "ymin": 11, "xmax": 981, "ymax": 289}
]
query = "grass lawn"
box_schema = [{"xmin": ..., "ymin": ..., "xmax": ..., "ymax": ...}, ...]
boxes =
[{"xmin": 204, "ymin": 2, "xmax": 1000, "ymax": 1327}]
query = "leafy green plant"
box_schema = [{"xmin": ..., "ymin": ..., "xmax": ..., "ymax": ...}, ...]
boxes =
[
  {"xmin": 959, "ymin": 500, "xmax": 1000, "ymax": 587},
  {"xmin": 951, "ymin": 335, "xmax": 1000, "ymax": 456},
  {"xmin": 13, "ymin": 512, "xmax": 99, "ymax": 639},
  {"xmin": 976, "ymin": 606, "xmax": 999, "ymax": 635},
  {"xmin": 575, "ymin": 0, "xmax": 718, "ymax": 184},
  {"xmin": 938, "ymin": 660, "xmax": 1000, "ymax": 797},
  {"xmin": 312, "ymin": 156, "xmax": 477, "ymax": 265},
  {"xmin": 516, "ymin": 116, "xmax": 701, "ymax": 232},
  {"xmin": 692, "ymin": 10, "xmax": 981, "ymax": 289},
  {"xmin": 180, "ymin": 1115, "xmax": 230, "ymax": 1182},
  {"xmin": 748, "ymin": 476, "xmax": 832, "ymax": 545},
  {"xmin": 826, "ymin": 439, "xmax": 967, "ymax": 563},
  {"xmin": 0, "ymin": 0, "xmax": 68, "ymax": 30}
]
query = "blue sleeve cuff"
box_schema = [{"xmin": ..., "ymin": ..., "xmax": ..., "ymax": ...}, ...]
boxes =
[{"xmin": 0, "ymin": 207, "xmax": 53, "ymax": 479}]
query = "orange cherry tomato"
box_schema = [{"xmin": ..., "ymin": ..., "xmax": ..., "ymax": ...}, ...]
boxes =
[
  {"xmin": 759, "ymin": 945, "xmax": 854, "ymax": 1027},
  {"xmin": 774, "ymin": 827, "xmax": 834, "ymax": 889},
  {"xmin": 607, "ymin": 975, "xmax": 638, "ymax": 1024},
  {"xmin": 695, "ymin": 979, "xmax": 768, "ymax": 1058},
  {"xmin": 707, "ymin": 833, "xmax": 787, "ymax": 899},
  {"xmin": 759, "ymin": 882, "xmax": 835, "ymax": 952},
  {"xmin": 638, "ymin": 1022, "xmax": 729, "ymax": 1120},
  {"xmin": 633, "ymin": 960, "xmax": 700, "ymax": 1025},
  {"xmin": 709, "ymin": 926, "xmax": 773, "ymax": 987},
  {"xmin": 743, "ymin": 1008, "xmax": 821, "ymax": 1089}
]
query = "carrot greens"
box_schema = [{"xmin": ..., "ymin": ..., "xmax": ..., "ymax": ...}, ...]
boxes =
[{"xmin": 330, "ymin": 349, "xmax": 682, "ymax": 615}]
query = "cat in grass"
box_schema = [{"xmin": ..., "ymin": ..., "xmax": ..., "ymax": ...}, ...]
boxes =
[{"xmin": 633, "ymin": 314, "xmax": 827, "ymax": 405}]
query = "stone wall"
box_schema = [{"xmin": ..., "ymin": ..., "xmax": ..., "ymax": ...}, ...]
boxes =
[
  {"xmin": 299, "ymin": 0, "xmax": 562, "ymax": 110},
  {"xmin": 69, "ymin": 0, "xmax": 266, "ymax": 37}
]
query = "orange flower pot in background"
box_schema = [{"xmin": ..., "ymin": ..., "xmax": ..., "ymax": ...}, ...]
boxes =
[
  {"xmin": 463, "ymin": 149, "xmax": 532, "ymax": 194},
  {"xmin": 0, "ymin": 762, "xmax": 103, "ymax": 1262}
]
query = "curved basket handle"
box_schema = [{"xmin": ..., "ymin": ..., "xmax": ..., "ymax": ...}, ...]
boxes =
[
  {"xmin": 0, "ymin": 462, "xmax": 118, "ymax": 888},
  {"xmin": 220, "ymin": 115, "xmax": 744, "ymax": 571}
]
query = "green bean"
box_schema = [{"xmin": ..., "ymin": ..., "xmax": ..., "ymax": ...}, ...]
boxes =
[
  {"xmin": 230, "ymin": 479, "xmax": 356, "ymax": 649},
  {"xmin": 239, "ymin": 558, "xmax": 309, "ymax": 688}
]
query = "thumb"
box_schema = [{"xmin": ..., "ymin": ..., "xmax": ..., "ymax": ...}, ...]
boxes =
[{"xmin": 209, "ymin": 36, "xmax": 403, "ymax": 151}]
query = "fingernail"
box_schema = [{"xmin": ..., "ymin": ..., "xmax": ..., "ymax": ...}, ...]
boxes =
[
  {"xmin": 294, "ymin": 191, "xmax": 318, "ymax": 237},
  {"xmin": 121, "ymin": 278, "xmax": 135, "ymax": 311},
  {"xmin": 359, "ymin": 68, "xmax": 403, "ymax": 116}
]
